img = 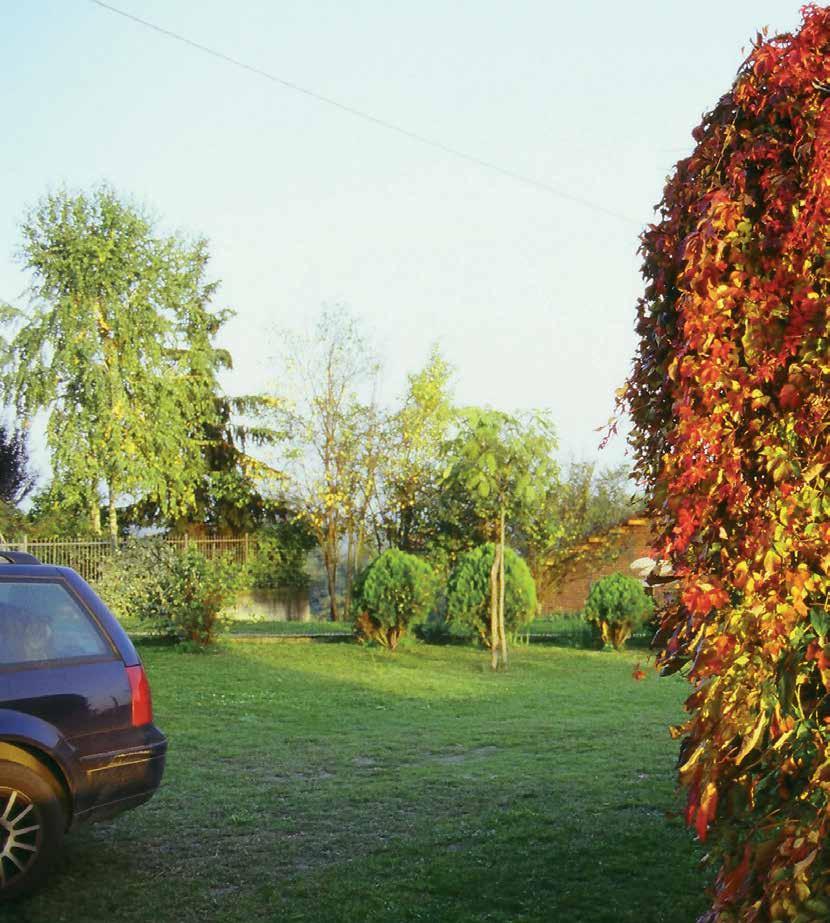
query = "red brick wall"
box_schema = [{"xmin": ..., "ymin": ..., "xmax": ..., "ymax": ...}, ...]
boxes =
[{"xmin": 542, "ymin": 521, "xmax": 655, "ymax": 614}]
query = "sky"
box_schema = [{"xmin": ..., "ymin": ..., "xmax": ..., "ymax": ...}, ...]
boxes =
[{"xmin": 1, "ymin": 0, "xmax": 806, "ymax": 484}]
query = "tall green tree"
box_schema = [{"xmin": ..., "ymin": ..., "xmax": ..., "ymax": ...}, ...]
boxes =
[
  {"xmin": 128, "ymin": 284, "xmax": 289, "ymax": 536},
  {"xmin": 0, "ymin": 186, "xmax": 224, "ymax": 541},
  {"xmin": 443, "ymin": 408, "xmax": 558, "ymax": 669}
]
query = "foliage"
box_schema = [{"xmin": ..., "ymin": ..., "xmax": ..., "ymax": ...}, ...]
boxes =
[
  {"xmin": 97, "ymin": 539, "xmax": 240, "ymax": 645},
  {"xmin": 376, "ymin": 347, "xmax": 456, "ymax": 555},
  {"xmin": 0, "ymin": 423, "xmax": 36, "ymax": 505},
  {"xmin": 96, "ymin": 539, "xmax": 181, "ymax": 630},
  {"xmin": 352, "ymin": 548, "xmax": 438, "ymax": 650},
  {"xmin": 125, "ymin": 302, "xmax": 290, "ymax": 535},
  {"xmin": 1, "ymin": 185, "xmax": 227, "ymax": 540},
  {"xmin": 619, "ymin": 8, "xmax": 830, "ymax": 919},
  {"xmin": 163, "ymin": 548, "xmax": 241, "ymax": 646},
  {"xmin": 0, "ymin": 500, "xmax": 28, "ymax": 542},
  {"xmin": 521, "ymin": 462, "xmax": 642, "ymax": 607},
  {"xmin": 443, "ymin": 409, "xmax": 558, "ymax": 534},
  {"xmin": 25, "ymin": 481, "xmax": 104, "ymax": 538},
  {"xmin": 583, "ymin": 573, "xmax": 653, "ymax": 651},
  {"xmin": 244, "ymin": 521, "xmax": 315, "ymax": 590},
  {"xmin": 446, "ymin": 544, "xmax": 536, "ymax": 648}
]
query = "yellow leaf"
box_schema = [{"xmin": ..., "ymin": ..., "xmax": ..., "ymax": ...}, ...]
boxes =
[{"xmin": 735, "ymin": 716, "xmax": 767, "ymax": 765}]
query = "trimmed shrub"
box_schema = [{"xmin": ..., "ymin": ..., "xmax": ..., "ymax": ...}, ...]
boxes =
[
  {"xmin": 97, "ymin": 539, "xmax": 240, "ymax": 645},
  {"xmin": 352, "ymin": 549, "xmax": 437, "ymax": 650},
  {"xmin": 446, "ymin": 544, "xmax": 536, "ymax": 647},
  {"xmin": 583, "ymin": 572, "xmax": 653, "ymax": 651}
]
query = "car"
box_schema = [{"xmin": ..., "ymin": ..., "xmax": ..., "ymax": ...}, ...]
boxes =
[{"xmin": 0, "ymin": 551, "xmax": 167, "ymax": 900}]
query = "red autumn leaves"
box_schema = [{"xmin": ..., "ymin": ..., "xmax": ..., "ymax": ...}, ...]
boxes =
[{"xmin": 621, "ymin": 5, "xmax": 830, "ymax": 919}]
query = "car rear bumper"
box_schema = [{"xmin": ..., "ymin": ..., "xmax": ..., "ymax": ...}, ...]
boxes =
[{"xmin": 72, "ymin": 728, "xmax": 167, "ymax": 828}]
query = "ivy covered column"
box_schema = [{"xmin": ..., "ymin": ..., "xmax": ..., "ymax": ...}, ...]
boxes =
[{"xmin": 623, "ymin": 8, "xmax": 830, "ymax": 921}]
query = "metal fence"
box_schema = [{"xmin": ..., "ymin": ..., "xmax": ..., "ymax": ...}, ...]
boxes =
[{"xmin": 0, "ymin": 535, "xmax": 253, "ymax": 584}]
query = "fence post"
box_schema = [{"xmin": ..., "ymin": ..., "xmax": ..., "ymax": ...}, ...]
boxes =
[
  {"xmin": 21, "ymin": 534, "xmax": 27, "ymax": 553},
  {"xmin": 244, "ymin": 533, "xmax": 250, "ymax": 564}
]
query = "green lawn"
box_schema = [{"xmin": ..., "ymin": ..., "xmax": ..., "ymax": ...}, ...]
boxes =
[
  {"xmin": 10, "ymin": 643, "xmax": 708, "ymax": 923},
  {"xmin": 226, "ymin": 618, "xmax": 353, "ymax": 636}
]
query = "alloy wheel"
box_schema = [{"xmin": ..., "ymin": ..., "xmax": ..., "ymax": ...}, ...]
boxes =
[{"xmin": 0, "ymin": 788, "xmax": 41, "ymax": 890}]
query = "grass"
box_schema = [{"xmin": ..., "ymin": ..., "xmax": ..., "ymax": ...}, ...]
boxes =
[
  {"xmin": 10, "ymin": 643, "xmax": 708, "ymax": 923},
  {"xmin": 226, "ymin": 618, "xmax": 353, "ymax": 636},
  {"xmin": 220, "ymin": 612, "xmax": 652, "ymax": 649}
]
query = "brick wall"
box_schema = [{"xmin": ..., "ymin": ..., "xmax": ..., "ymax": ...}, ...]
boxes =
[{"xmin": 542, "ymin": 520, "xmax": 656, "ymax": 614}]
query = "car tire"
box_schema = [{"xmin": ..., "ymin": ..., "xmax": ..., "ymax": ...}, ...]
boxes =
[{"xmin": 0, "ymin": 760, "xmax": 65, "ymax": 901}]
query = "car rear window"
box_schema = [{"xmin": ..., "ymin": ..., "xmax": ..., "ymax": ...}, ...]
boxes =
[{"xmin": 0, "ymin": 580, "xmax": 112, "ymax": 666}]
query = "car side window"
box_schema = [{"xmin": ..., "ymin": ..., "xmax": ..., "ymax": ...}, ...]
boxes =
[{"xmin": 0, "ymin": 580, "xmax": 111, "ymax": 666}]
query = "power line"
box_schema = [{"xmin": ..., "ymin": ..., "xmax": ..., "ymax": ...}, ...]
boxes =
[{"xmin": 89, "ymin": 0, "xmax": 641, "ymax": 227}]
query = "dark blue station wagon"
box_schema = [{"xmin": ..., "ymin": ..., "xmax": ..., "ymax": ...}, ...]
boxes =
[{"xmin": 0, "ymin": 552, "xmax": 167, "ymax": 900}]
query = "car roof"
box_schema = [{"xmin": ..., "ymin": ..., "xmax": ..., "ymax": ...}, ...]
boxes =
[
  {"xmin": 0, "ymin": 562, "xmax": 69, "ymax": 579},
  {"xmin": 0, "ymin": 551, "xmax": 42, "ymax": 565},
  {"xmin": 0, "ymin": 551, "xmax": 67, "ymax": 577}
]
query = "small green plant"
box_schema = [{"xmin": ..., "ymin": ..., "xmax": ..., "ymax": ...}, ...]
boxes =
[
  {"xmin": 166, "ymin": 548, "xmax": 241, "ymax": 646},
  {"xmin": 583, "ymin": 572, "xmax": 653, "ymax": 651},
  {"xmin": 352, "ymin": 549, "xmax": 437, "ymax": 650},
  {"xmin": 446, "ymin": 544, "xmax": 536, "ymax": 648},
  {"xmin": 97, "ymin": 539, "xmax": 240, "ymax": 646}
]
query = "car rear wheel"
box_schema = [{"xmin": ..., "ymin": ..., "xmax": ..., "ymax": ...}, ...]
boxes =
[{"xmin": 0, "ymin": 761, "xmax": 65, "ymax": 901}]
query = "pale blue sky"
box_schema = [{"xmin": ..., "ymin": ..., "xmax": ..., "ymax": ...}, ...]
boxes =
[{"xmin": 1, "ymin": 1, "xmax": 804, "ymax": 481}]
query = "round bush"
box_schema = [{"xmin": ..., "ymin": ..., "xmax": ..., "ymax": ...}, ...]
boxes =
[
  {"xmin": 446, "ymin": 544, "xmax": 536, "ymax": 647},
  {"xmin": 583, "ymin": 572, "xmax": 653, "ymax": 651},
  {"xmin": 353, "ymin": 549, "xmax": 437, "ymax": 650}
]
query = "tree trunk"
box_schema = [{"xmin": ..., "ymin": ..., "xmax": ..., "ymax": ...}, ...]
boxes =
[
  {"xmin": 323, "ymin": 512, "xmax": 339, "ymax": 621},
  {"xmin": 498, "ymin": 507, "xmax": 508, "ymax": 671},
  {"xmin": 89, "ymin": 492, "xmax": 102, "ymax": 536},
  {"xmin": 325, "ymin": 544, "xmax": 339, "ymax": 621},
  {"xmin": 107, "ymin": 484, "xmax": 118, "ymax": 546},
  {"xmin": 489, "ymin": 541, "xmax": 500, "ymax": 670},
  {"xmin": 344, "ymin": 529, "xmax": 354, "ymax": 622}
]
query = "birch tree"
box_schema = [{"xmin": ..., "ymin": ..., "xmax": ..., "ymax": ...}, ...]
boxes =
[{"xmin": 1, "ymin": 186, "xmax": 223, "ymax": 541}]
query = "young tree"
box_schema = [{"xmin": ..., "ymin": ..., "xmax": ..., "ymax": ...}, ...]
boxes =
[
  {"xmin": 621, "ymin": 9, "xmax": 830, "ymax": 918},
  {"xmin": 0, "ymin": 186, "xmax": 225, "ymax": 541},
  {"xmin": 276, "ymin": 306, "xmax": 381, "ymax": 620},
  {"xmin": 446, "ymin": 544, "xmax": 537, "ymax": 649},
  {"xmin": 375, "ymin": 347, "xmax": 455, "ymax": 554},
  {"xmin": 443, "ymin": 409, "xmax": 557, "ymax": 669}
]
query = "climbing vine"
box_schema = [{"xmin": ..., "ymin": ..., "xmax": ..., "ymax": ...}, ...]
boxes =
[{"xmin": 623, "ymin": 6, "xmax": 830, "ymax": 920}]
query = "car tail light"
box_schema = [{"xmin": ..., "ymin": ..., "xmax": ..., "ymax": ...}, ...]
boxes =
[{"xmin": 125, "ymin": 664, "xmax": 154, "ymax": 727}]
